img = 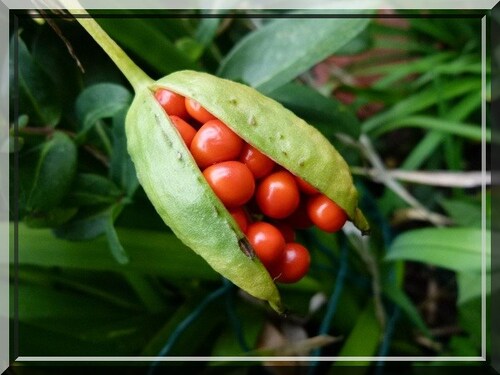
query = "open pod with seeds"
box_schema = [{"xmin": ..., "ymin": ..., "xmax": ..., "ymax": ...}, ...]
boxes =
[{"xmin": 68, "ymin": 6, "xmax": 370, "ymax": 314}]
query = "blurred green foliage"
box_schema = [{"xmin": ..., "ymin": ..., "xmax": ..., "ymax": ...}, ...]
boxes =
[{"xmin": 8, "ymin": 9, "xmax": 492, "ymax": 373}]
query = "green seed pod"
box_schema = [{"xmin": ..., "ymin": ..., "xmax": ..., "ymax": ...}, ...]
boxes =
[
  {"xmin": 67, "ymin": 8, "xmax": 369, "ymax": 314},
  {"xmin": 155, "ymin": 71, "xmax": 369, "ymax": 232},
  {"xmin": 126, "ymin": 71, "xmax": 369, "ymax": 313}
]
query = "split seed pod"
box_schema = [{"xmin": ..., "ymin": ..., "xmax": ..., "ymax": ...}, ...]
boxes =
[
  {"xmin": 66, "ymin": 8, "xmax": 369, "ymax": 314},
  {"xmin": 126, "ymin": 71, "xmax": 369, "ymax": 314}
]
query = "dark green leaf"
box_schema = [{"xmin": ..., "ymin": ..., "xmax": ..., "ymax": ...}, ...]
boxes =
[
  {"xmin": 195, "ymin": 18, "xmax": 220, "ymax": 47},
  {"xmin": 110, "ymin": 107, "xmax": 138, "ymax": 197},
  {"xmin": 95, "ymin": 18, "xmax": 198, "ymax": 75},
  {"xmin": 382, "ymin": 282, "xmax": 431, "ymax": 337},
  {"xmin": 447, "ymin": 336, "xmax": 480, "ymax": 356},
  {"xmin": 409, "ymin": 18, "xmax": 462, "ymax": 47},
  {"xmin": 458, "ymin": 296, "xmax": 482, "ymax": 348},
  {"xmin": 373, "ymin": 116, "xmax": 489, "ymax": 143},
  {"xmin": 75, "ymin": 83, "xmax": 132, "ymax": 136},
  {"xmin": 218, "ymin": 16, "xmax": 371, "ymax": 93},
  {"xmin": 333, "ymin": 302, "xmax": 381, "ymax": 363},
  {"xmin": 32, "ymin": 24, "xmax": 82, "ymax": 114},
  {"xmin": 53, "ymin": 206, "xmax": 110, "ymax": 241},
  {"xmin": 457, "ymin": 272, "xmax": 482, "ymax": 306},
  {"xmin": 104, "ymin": 205, "xmax": 129, "ymax": 265},
  {"xmin": 141, "ymin": 296, "xmax": 226, "ymax": 356},
  {"xmin": 362, "ymin": 78, "xmax": 481, "ymax": 133},
  {"xmin": 91, "ymin": 10, "xmax": 195, "ymax": 40},
  {"xmin": 27, "ymin": 131, "xmax": 77, "ymax": 212},
  {"xmin": 440, "ymin": 198, "xmax": 482, "ymax": 228},
  {"xmin": 386, "ymin": 228, "xmax": 488, "ymax": 272},
  {"xmin": 10, "ymin": 34, "xmax": 62, "ymax": 126},
  {"xmin": 175, "ymin": 37, "xmax": 204, "ymax": 62},
  {"xmin": 24, "ymin": 206, "xmax": 78, "ymax": 228},
  {"xmin": 336, "ymin": 25, "xmax": 373, "ymax": 55},
  {"xmin": 16, "ymin": 223, "xmax": 217, "ymax": 280},
  {"xmin": 67, "ymin": 173, "xmax": 123, "ymax": 206},
  {"xmin": 211, "ymin": 300, "xmax": 265, "ymax": 356},
  {"xmin": 17, "ymin": 315, "xmax": 164, "ymax": 356},
  {"xmin": 16, "ymin": 280, "xmax": 166, "ymax": 355}
]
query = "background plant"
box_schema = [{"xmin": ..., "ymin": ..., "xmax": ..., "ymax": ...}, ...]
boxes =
[{"xmin": 9, "ymin": 9, "xmax": 492, "ymax": 373}]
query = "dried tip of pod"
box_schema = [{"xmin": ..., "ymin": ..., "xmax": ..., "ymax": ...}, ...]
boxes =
[
  {"xmin": 353, "ymin": 207, "xmax": 370, "ymax": 234},
  {"xmin": 271, "ymin": 301, "xmax": 286, "ymax": 315}
]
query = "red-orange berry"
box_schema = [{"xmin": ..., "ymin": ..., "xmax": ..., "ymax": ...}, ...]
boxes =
[
  {"xmin": 203, "ymin": 161, "xmax": 255, "ymax": 208},
  {"xmin": 307, "ymin": 194, "xmax": 347, "ymax": 233}
]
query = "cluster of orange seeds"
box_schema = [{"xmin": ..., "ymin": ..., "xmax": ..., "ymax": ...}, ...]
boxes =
[{"xmin": 155, "ymin": 88, "xmax": 348, "ymax": 283}]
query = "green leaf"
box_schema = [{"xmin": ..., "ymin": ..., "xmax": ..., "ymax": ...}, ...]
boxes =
[
  {"xmin": 267, "ymin": 82, "xmax": 360, "ymax": 139},
  {"xmin": 10, "ymin": 34, "xmax": 62, "ymax": 126},
  {"xmin": 457, "ymin": 272, "xmax": 484, "ymax": 305},
  {"xmin": 218, "ymin": 16, "xmax": 371, "ymax": 93},
  {"xmin": 211, "ymin": 301, "xmax": 265, "ymax": 356},
  {"xmin": 75, "ymin": 83, "xmax": 132, "ymax": 136},
  {"xmin": 26, "ymin": 131, "xmax": 77, "ymax": 212},
  {"xmin": 24, "ymin": 206, "xmax": 78, "ymax": 228},
  {"xmin": 334, "ymin": 302, "xmax": 381, "ymax": 365},
  {"xmin": 53, "ymin": 206, "xmax": 111, "ymax": 241},
  {"xmin": 458, "ymin": 296, "xmax": 482, "ymax": 348},
  {"xmin": 17, "ymin": 315, "xmax": 164, "ymax": 356},
  {"xmin": 110, "ymin": 108, "xmax": 138, "ymax": 197},
  {"xmin": 401, "ymin": 91, "xmax": 482, "ymax": 170},
  {"xmin": 409, "ymin": 18, "xmax": 462, "ymax": 47},
  {"xmin": 382, "ymin": 282, "xmax": 431, "ymax": 337},
  {"xmin": 15, "ymin": 280, "xmax": 167, "ymax": 356},
  {"xmin": 369, "ymin": 52, "xmax": 455, "ymax": 89},
  {"xmin": 195, "ymin": 18, "xmax": 220, "ymax": 47},
  {"xmin": 362, "ymin": 78, "xmax": 481, "ymax": 133},
  {"xmin": 336, "ymin": 25, "xmax": 373, "ymax": 55},
  {"xmin": 439, "ymin": 198, "xmax": 482, "ymax": 228},
  {"xmin": 15, "ymin": 223, "xmax": 217, "ymax": 280},
  {"xmin": 373, "ymin": 116, "xmax": 489, "ymax": 143},
  {"xmin": 32, "ymin": 24, "xmax": 82, "ymax": 114},
  {"xmin": 141, "ymin": 297, "xmax": 226, "ymax": 356},
  {"xmin": 386, "ymin": 228, "xmax": 489, "ymax": 272},
  {"xmin": 104, "ymin": 206, "xmax": 129, "ymax": 265},
  {"xmin": 67, "ymin": 173, "xmax": 123, "ymax": 206},
  {"xmin": 447, "ymin": 336, "xmax": 480, "ymax": 356},
  {"xmin": 95, "ymin": 18, "xmax": 198, "ymax": 75},
  {"xmin": 175, "ymin": 37, "xmax": 204, "ymax": 62}
]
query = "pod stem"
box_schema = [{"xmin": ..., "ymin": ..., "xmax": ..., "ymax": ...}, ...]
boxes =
[{"xmin": 60, "ymin": 0, "xmax": 153, "ymax": 91}]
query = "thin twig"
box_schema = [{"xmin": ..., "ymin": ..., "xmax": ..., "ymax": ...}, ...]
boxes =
[
  {"xmin": 351, "ymin": 167, "xmax": 490, "ymax": 188},
  {"xmin": 83, "ymin": 144, "xmax": 109, "ymax": 167},
  {"xmin": 19, "ymin": 126, "xmax": 55, "ymax": 136},
  {"xmin": 429, "ymin": 325, "xmax": 462, "ymax": 337},
  {"xmin": 339, "ymin": 133, "xmax": 451, "ymax": 227},
  {"xmin": 392, "ymin": 208, "xmax": 453, "ymax": 226},
  {"xmin": 37, "ymin": 8, "xmax": 85, "ymax": 73},
  {"xmin": 415, "ymin": 334, "xmax": 443, "ymax": 352},
  {"xmin": 343, "ymin": 223, "xmax": 387, "ymax": 334}
]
